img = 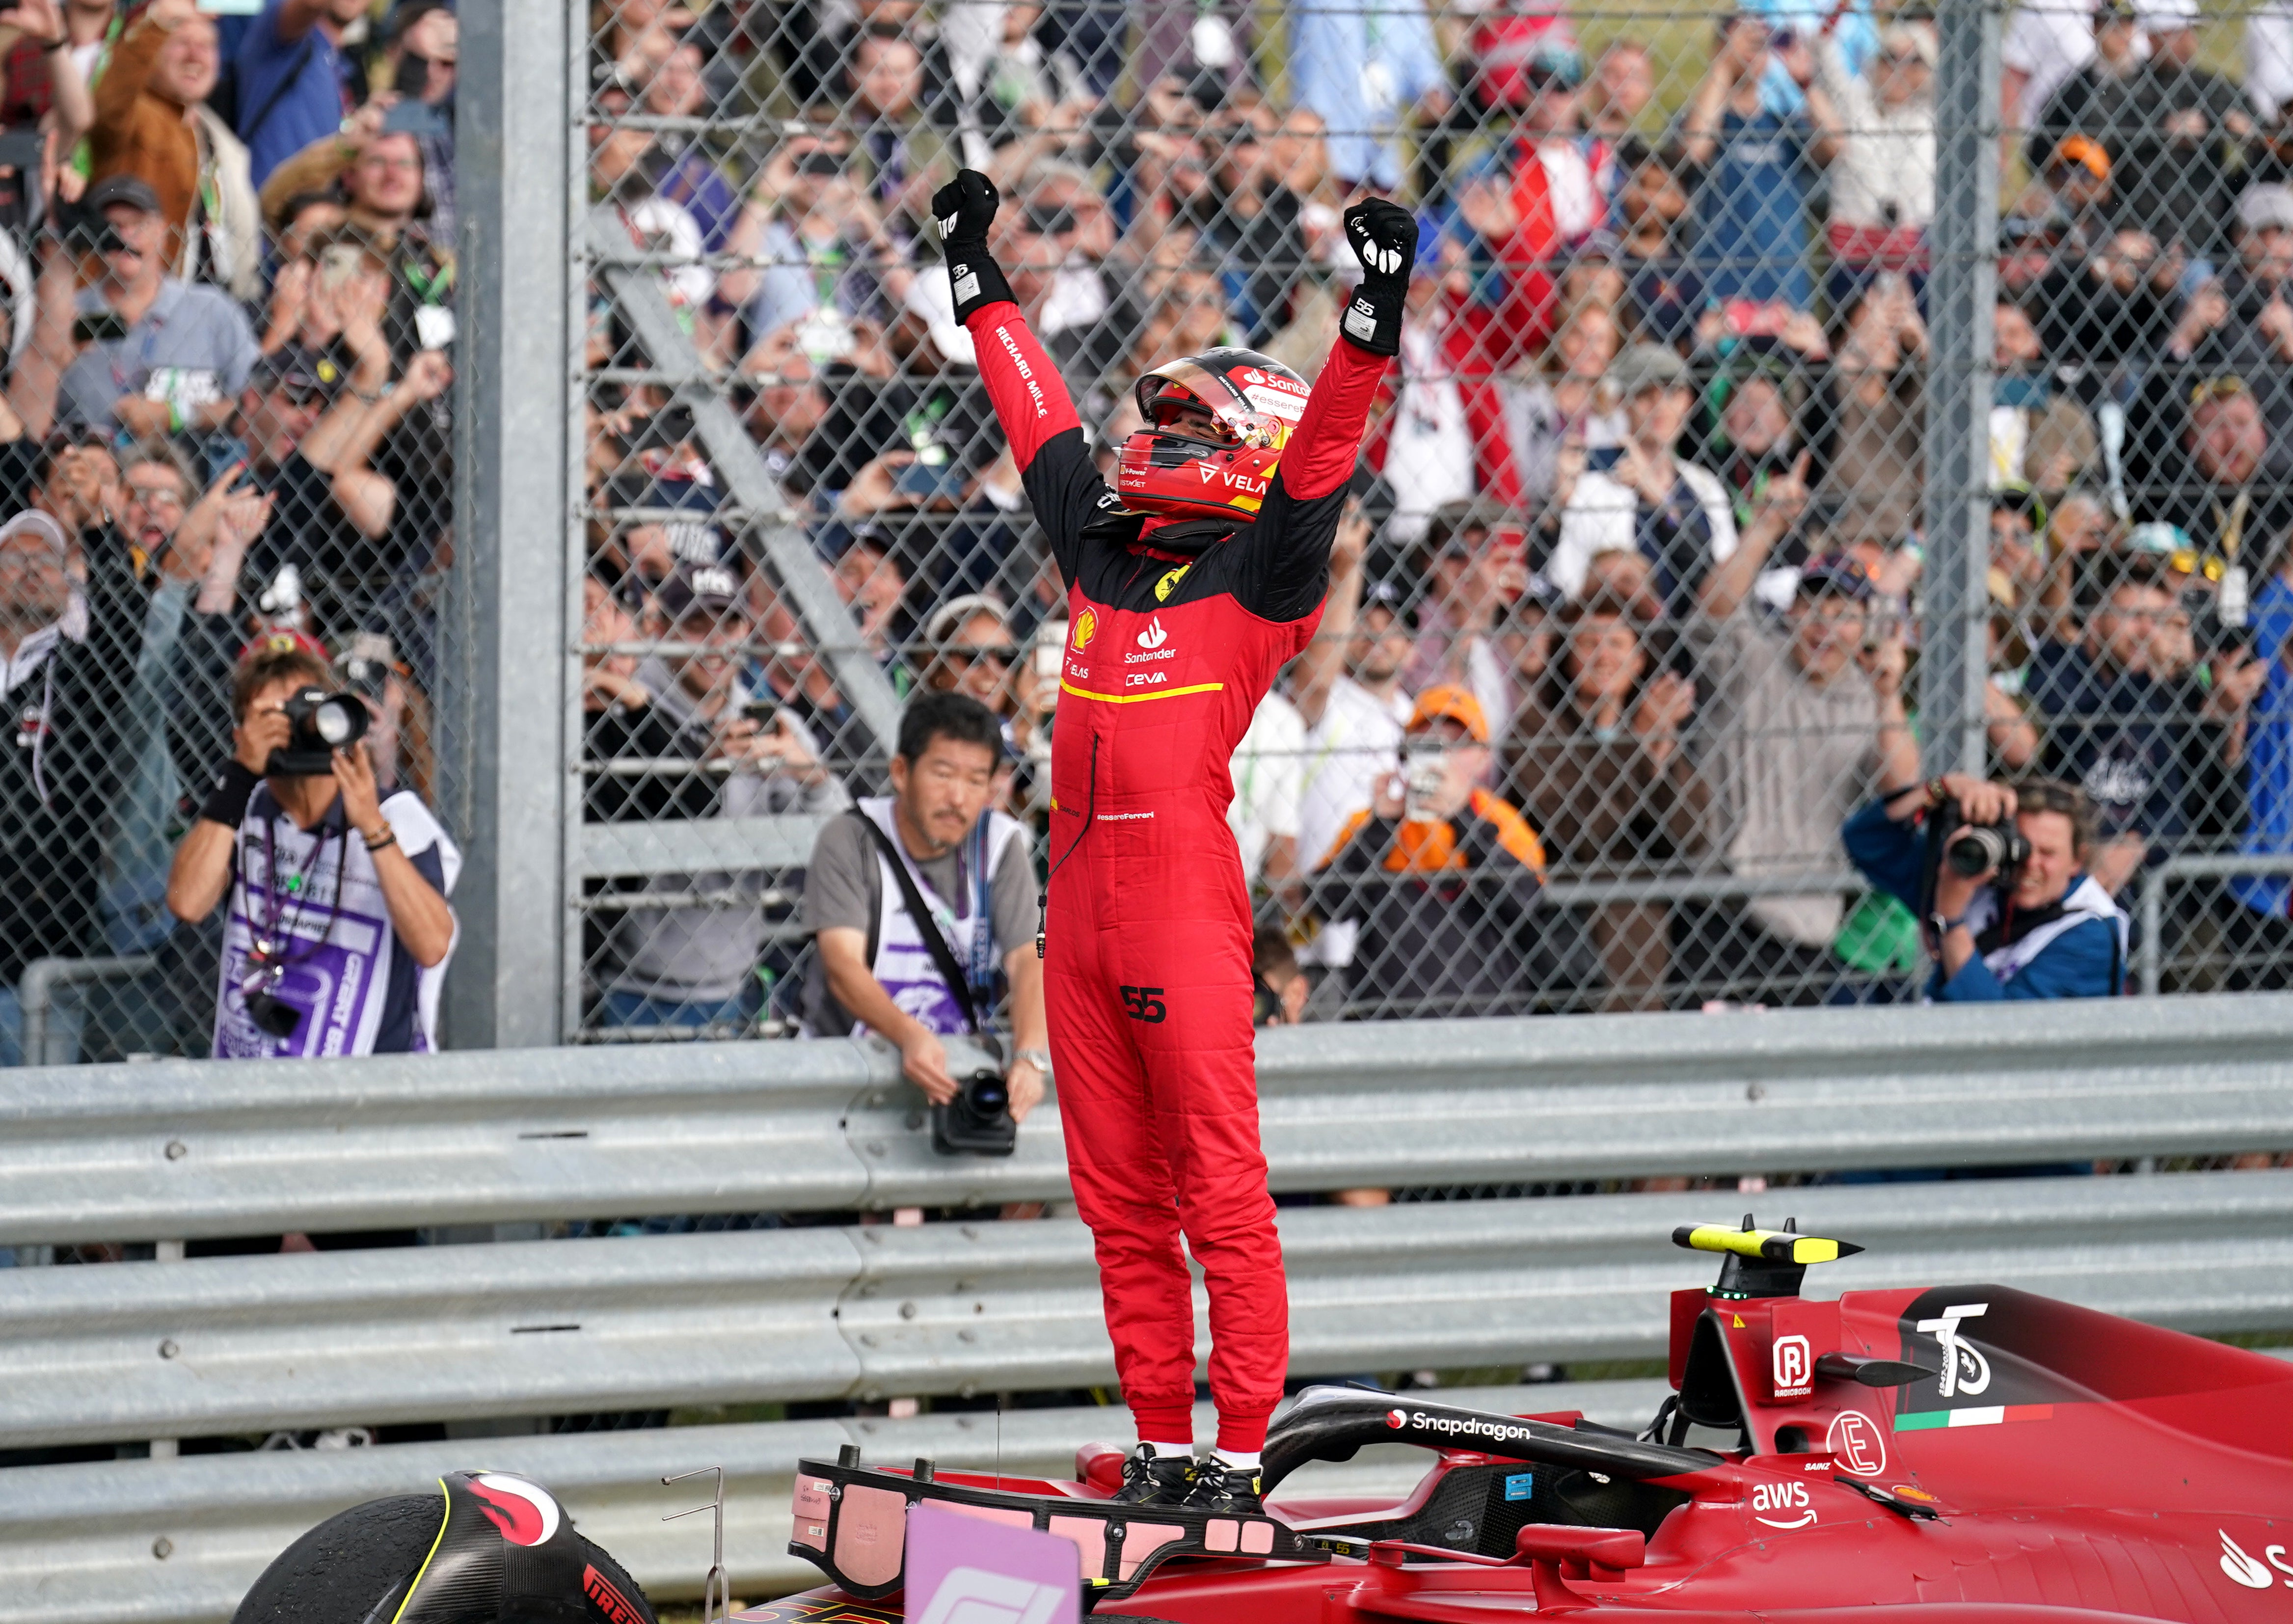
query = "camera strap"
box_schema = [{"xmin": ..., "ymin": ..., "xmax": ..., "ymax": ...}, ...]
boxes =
[{"xmin": 854, "ymin": 812, "xmax": 986, "ymax": 1036}]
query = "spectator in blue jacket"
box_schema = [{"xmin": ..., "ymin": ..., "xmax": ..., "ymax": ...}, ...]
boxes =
[{"xmin": 1841, "ymin": 772, "xmax": 2129, "ymax": 1000}]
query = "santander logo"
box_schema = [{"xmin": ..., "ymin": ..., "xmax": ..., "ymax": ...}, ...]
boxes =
[
  {"xmin": 1136, "ymin": 618, "xmax": 1168, "ymax": 650},
  {"xmin": 468, "ymin": 1474, "xmax": 563, "ymax": 1547}
]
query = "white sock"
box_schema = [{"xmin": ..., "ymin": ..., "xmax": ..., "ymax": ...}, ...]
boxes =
[
  {"xmin": 1214, "ymin": 1449, "xmax": 1261, "ymax": 1471},
  {"xmin": 1140, "ymin": 1437, "xmax": 1192, "ymax": 1457}
]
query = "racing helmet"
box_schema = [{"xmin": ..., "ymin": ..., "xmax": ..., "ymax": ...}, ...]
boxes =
[{"xmin": 1115, "ymin": 348, "xmax": 1312, "ymax": 525}]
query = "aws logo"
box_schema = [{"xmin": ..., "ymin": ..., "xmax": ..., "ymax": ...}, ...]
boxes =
[
  {"xmin": 1155, "ymin": 565, "xmax": 1190, "ymax": 602},
  {"xmin": 1072, "ymin": 608, "xmax": 1097, "ymax": 649}
]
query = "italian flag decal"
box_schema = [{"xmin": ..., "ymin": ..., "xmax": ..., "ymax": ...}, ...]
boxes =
[{"xmin": 1894, "ymin": 1404, "xmax": 2055, "ymax": 1432}]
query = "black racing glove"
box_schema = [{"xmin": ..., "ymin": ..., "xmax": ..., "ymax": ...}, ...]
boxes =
[
  {"xmin": 1338, "ymin": 197, "xmax": 1418, "ymax": 357},
  {"xmin": 933, "ymin": 169, "xmax": 1017, "ymax": 325}
]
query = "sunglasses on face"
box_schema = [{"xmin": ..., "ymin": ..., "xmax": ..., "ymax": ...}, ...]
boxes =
[{"xmin": 946, "ymin": 644, "xmax": 1020, "ymax": 665}]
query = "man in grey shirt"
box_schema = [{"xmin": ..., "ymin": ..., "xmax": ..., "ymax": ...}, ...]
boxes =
[
  {"xmin": 1679, "ymin": 494, "xmax": 1922, "ymax": 1002},
  {"xmin": 594, "ymin": 561, "xmax": 848, "ymax": 1027},
  {"xmin": 803, "ymin": 690, "xmax": 1046, "ymax": 1121},
  {"xmin": 58, "ymin": 175, "xmax": 259, "ymax": 438}
]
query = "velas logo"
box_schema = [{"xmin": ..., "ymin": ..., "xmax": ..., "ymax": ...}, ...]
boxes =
[
  {"xmin": 467, "ymin": 1474, "xmax": 562, "ymax": 1547},
  {"xmin": 1136, "ymin": 618, "xmax": 1168, "ymax": 650},
  {"xmin": 1072, "ymin": 608, "xmax": 1096, "ymax": 649},
  {"xmin": 1386, "ymin": 1408, "xmax": 1407, "ymax": 1429}
]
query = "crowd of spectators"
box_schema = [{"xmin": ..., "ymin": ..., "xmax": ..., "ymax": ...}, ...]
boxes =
[
  {"xmin": 566, "ymin": 0, "xmax": 2293, "ymax": 1028},
  {"xmin": 24, "ymin": 0, "xmax": 2293, "ymax": 1061},
  {"xmin": 1, "ymin": 0, "xmax": 456, "ymax": 1063}
]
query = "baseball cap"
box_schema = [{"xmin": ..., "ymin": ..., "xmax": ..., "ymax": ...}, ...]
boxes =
[
  {"xmin": 1795, "ymin": 552, "xmax": 1875, "ymax": 601},
  {"xmin": 0, "ymin": 509, "xmax": 68, "ymax": 561},
  {"xmin": 248, "ymin": 346, "xmax": 340, "ymax": 404},
  {"xmin": 1522, "ymin": 43, "xmax": 1585, "ymax": 91},
  {"xmin": 2051, "ymin": 135, "xmax": 2110, "ymax": 182},
  {"xmin": 1610, "ymin": 342, "xmax": 1691, "ymax": 397},
  {"xmin": 237, "ymin": 626, "xmax": 331, "ymax": 664},
  {"xmin": 2126, "ymin": 520, "xmax": 2192, "ymax": 556},
  {"xmin": 1408, "ymin": 683, "xmax": 1490, "ymax": 744},
  {"xmin": 655, "ymin": 559, "xmax": 748, "ymax": 621},
  {"xmin": 1362, "ymin": 578, "xmax": 1420, "ymax": 631},
  {"xmin": 2240, "ymin": 183, "xmax": 2293, "ymax": 233},
  {"xmin": 84, "ymin": 172, "xmax": 160, "ymax": 216}
]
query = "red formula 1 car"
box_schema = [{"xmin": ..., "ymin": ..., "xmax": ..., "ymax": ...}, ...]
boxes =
[{"xmin": 760, "ymin": 1220, "xmax": 2293, "ymax": 1624}]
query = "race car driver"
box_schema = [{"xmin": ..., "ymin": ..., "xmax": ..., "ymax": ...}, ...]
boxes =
[{"xmin": 931, "ymin": 167, "xmax": 1415, "ymax": 1515}]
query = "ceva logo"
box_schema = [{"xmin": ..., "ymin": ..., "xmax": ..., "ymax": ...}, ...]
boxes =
[{"xmin": 1136, "ymin": 618, "xmax": 1168, "ymax": 650}]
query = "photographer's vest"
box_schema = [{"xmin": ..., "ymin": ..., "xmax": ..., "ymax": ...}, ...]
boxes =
[
  {"xmin": 1960, "ymin": 873, "xmax": 2129, "ymax": 992},
  {"xmin": 859, "ymin": 797, "xmax": 1025, "ymax": 1038},
  {"xmin": 216, "ymin": 785, "xmax": 461, "ymax": 1058}
]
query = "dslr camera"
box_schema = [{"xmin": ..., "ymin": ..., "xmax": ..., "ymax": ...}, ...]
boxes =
[
  {"xmin": 933, "ymin": 1064, "xmax": 1017, "ymax": 1157},
  {"xmin": 1934, "ymin": 797, "xmax": 2031, "ymax": 885},
  {"xmin": 267, "ymin": 685, "xmax": 371, "ymax": 777}
]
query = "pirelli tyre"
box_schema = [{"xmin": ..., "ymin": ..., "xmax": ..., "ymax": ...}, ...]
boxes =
[{"xmin": 233, "ymin": 1472, "xmax": 658, "ymax": 1624}]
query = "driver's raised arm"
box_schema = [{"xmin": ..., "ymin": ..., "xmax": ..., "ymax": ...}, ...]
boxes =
[
  {"xmin": 1227, "ymin": 199, "xmax": 1417, "ymax": 625},
  {"xmin": 934, "ymin": 171, "xmax": 1101, "ymax": 587}
]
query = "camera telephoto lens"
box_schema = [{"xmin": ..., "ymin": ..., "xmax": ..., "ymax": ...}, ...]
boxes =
[
  {"xmin": 1946, "ymin": 826, "xmax": 2008, "ymax": 877},
  {"xmin": 931, "ymin": 1067, "xmax": 1018, "ymax": 1157}
]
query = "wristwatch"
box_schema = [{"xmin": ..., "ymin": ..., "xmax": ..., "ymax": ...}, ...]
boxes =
[
  {"xmin": 1013, "ymin": 1046, "xmax": 1052, "ymax": 1076},
  {"xmin": 1928, "ymin": 912, "xmax": 1968, "ymax": 939}
]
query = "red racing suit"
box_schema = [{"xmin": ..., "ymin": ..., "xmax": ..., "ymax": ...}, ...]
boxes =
[{"xmin": 965, "ymin": 301, "xmax": 1388, "ymax": 1454}]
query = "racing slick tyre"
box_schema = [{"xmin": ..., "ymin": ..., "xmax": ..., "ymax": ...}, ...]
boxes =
[{"xmin": 232, "ymin": 1490, "xmax": 659, "ymax": 1624}]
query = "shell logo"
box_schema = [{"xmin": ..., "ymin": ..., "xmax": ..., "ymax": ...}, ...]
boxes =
[{"xmin": 1072, "ymin": 609, "xmax": 1097, "ymax": 649}]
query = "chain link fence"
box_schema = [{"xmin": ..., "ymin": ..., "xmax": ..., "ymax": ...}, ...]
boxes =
[
  {"xmin": 18, "ymin": 0, "xmax": 2293, "ymax": 1058},
  {"xmin": 569, "ymin": 0, "xmax": 2293, "ymax": 1040},
  {"xmin": 0, "ymin": 0, "xmax": 462, "ymax": 1063}
]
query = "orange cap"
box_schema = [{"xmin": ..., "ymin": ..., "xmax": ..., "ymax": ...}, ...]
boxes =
[
  {"xmin": 1409, "ymin": 684, "xmax": 1490, "ymax": 744},
  {"xmin": 2053, "ymin": 135, "xmax": 2109, "ymax": 182}
]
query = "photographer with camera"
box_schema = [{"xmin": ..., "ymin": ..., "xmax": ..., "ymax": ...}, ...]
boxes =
[
  {"xmin": 802, "ymin": 690, "xmax": 1046, "ymax": 1147},
  {"xmin": 1841, "ymin": 773, "xmax": 2128, "ymax": 1000},
  {"xmin": 1311, "ymin": 685, "xmax": 1565, "ymax": 1017},
  {"xmin": 164, "ymin": 641, "xmax": 459, "ymax": 1056}
]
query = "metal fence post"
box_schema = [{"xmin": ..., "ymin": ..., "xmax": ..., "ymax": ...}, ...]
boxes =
[
  {"xmin": 1920, "ymin": 0, "xmax": 2001, "ymax": 778},
  {"xmin": 444, "ymin": 0, "xmax": 575, "ymax": 1048}
]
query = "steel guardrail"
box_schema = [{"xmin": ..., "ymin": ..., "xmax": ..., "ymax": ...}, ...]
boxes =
[
  {"xmin": 5, "ymin": 1169, "xmax": 2293, "ymax": 1451},
  {"xmin": 10, "ymin": 999, "xmax": 2293, "ymax": 1246}
]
